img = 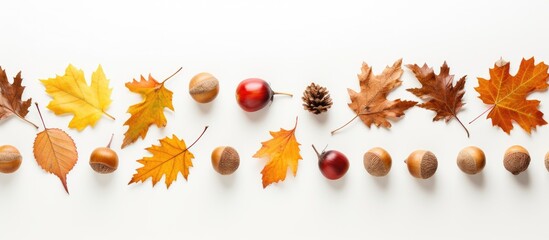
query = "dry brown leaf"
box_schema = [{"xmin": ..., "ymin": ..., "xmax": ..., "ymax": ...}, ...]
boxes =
[
  {"xmin": 332, "ymin": 59, "xmax": 416, "ymax": 134},
  {"xmin": 0, "ymin": 67, "xmax": 37, "ymax": 128},
  {"xmin": 407, "ymin": 62, "xmax": 469, "ymax": 137}
]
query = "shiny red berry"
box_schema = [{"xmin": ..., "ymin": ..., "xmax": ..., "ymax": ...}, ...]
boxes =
[
  {"xmin": 313, "ymin": 145, "xmax": 349, "ymax": 180},
  {"xmin": 235, "ymin": 78, "xmax": 292, "ymax": 112}
]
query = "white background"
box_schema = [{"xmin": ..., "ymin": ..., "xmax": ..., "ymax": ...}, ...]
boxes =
[{"xmin": 1, "ymin": 0, "xmax": 549, "ymax": 239}]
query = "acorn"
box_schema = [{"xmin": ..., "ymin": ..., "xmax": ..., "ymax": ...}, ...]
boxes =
[
  {"xmin": 89, "ymin": 134, "xmax": 118, "ymax": 174},
  {"xmin": 363, "ymin": 147, "xmax": 392, "ymax": 176},
  {"xmin": 545, "ymin": 152, "xmax": 549, "ymax": 173},
  {"xmin": 211, "ymin": 146, "xmax": 240, "ymax": 175},
  {"xmin": 189, "ymin": 72, "xmax": 219, "ymax": 103},
  {"xmin": 0, "ymin": 145, "xmax": 22, "ymax": 174},
  {"xmin": 456, "ymin": 146, "xmax": 486, "ymax": 175},
  {"xmin": 503, "ymin": 145, "xmax": 530, "ymax": 175},
  {"xmin": 405, "ymin": 150, "xmax": 438, "ymax": 179}
]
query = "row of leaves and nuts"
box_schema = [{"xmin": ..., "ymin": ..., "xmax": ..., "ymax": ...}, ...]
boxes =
[{"xmin": 0, "ymin": 57, "xmax": 546, "ymax": 193}]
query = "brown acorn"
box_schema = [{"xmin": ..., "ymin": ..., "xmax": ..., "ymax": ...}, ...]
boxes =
[
  {"xmin": 363, "ymin": 147, "xmax": 392, "ymax": 176},
  {"xmin": 503, "ymin": 145, "xmax": 530, "ymax": 175},
  {"xmin": 0, "ymin": 145, "xmax": 22, "ymax": 174},
  {"xmin": 457, "ymin": 146, "xmax": 486, "ymax": 175},
  {"xmin": 211, "ymin": 146, "xmax": 240, "ymax": 175},
  {"xmin": 189, "ymin": 72, "xmax": 219, "ymax": 103},
  {"xmin": 405, "ymin": 150, "xmax": 438, "ymax": 179},
  {"xmin": 545, "ymin": 152, "xmax": 549, "ymax": 173},
  {"xmin": 89, "ymin": 134, "xmax": 119, "ymax": 174}
]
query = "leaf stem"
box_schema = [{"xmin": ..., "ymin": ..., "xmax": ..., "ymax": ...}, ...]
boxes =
[
  {"xmin": 184, "ymin": 126, "xmax": 209, "ymax": 152},
  {"xmin": 311, "ymin": 144, "xmax": 321, "ymax": 158},
  {"xmin": 34, "ymin": 103, "xmax": 47, "ymax": 129},
  {"xmin": 0, "ymin": 103, "xmax": 39, "ymax": 128},
  {"xmin": 273, "ymin": 91, "xmax": 293, "ymax": 97},
  {"xmin": 454, "ymin": 115, "xmax": 470, "ymax": 138},
  {"xmin": 331, "ymin": 114, "xmax": 359, "ymax": 135},
  {"xmin": 106, "ymin": 133, "xmax": 114, "ymax": 148},
  {"xmin": 469, "ymin": 105, "xmax": 495, "ymax": 124},
  {"xmin": 103, "ymin": 111, "xmax": 116, "ymax": 120},
  {"xmin": 161, "ymin": 67, "xmax": 183, "ymax": 84}
]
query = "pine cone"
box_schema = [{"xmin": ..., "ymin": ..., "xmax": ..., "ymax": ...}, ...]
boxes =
[{"xmin": 302, "ymin": 83, "xmax": 333, "ymax": 114}]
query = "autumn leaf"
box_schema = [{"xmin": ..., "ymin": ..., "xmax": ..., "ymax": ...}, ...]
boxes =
[
  {"xmin": 473, "ymin": 58, "xmax": 549, "ymax": 134},
  {"xmin": 332, "ymin": 59, "xmax": 417, "ymax": 134},
  {"xmin": 129, "ymin": 126, "xmax": 208, "ymax": 188},
  {"xmin": 33, "ymin": 104, "xmax": 78, "ymax": 194},
  {"xmin": 121, "ymin": 68, "xmax": 181, "ymax": 148},
  {"xmin": 0, "ymin": 67, "xmax": 37, "ymax": 128},
  {"xmin": 253, "ymin": 117, "xmax": 301, "ymax": 188},
  {"xmin": 41, "ymin": 64, "xmax": 114, "ymax": 130},
  {"xmin": 407, "ymin": 62, "xmax": 469, "ymax": 137}
]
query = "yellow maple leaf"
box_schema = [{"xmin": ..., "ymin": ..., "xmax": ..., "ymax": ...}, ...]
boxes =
[
  {"xmin": 121, "ymin": 68, "xmax": 181, "ymax": 148},
  {"xmin": 129, "ymin": 127, "xmax": 208, "ymax": 188},
  {"xmin": 41, "ymin": 64, "xmax": 114, "ymax": 130},
  {"xmin": 253, "ymin": 118, "xmax": 302, "ymax": 188}
]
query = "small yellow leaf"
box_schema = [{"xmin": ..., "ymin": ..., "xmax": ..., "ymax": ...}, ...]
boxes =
[
  {"xmin": 41, "ymin": 64, "xmax": 114, "ymax": 130},
  {"xmin": 253, "ymin": 118, "xmax": 302, "ymax": 188}
]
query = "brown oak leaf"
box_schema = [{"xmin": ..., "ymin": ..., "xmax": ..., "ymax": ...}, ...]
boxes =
[
  {"xmin": 407, "ymin": 62, "xmax": 469, "ymax": 137},
  {"xmin": 332, "ymin": 59, "xmax": 416, "ymax": 134},
  {"xmin": 0, "ymin": 67, "xmax": 37, "ymax": 128}
]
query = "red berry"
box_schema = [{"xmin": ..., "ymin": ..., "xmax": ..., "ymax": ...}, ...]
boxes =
[
  {"xmin": 313, "ymin": 145, "xmax": 349, "ymax": 180},
  {"xmin": 235, "ymin": 78, "xmax": 273, "ymax": 112}
]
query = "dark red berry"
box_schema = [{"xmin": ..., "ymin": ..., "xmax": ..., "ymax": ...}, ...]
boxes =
[
  {"xmin": 235, "ymin": 78, "xmax": 274, "ymax": 112},
  {"xmin": 313, "ymin": 145, "xmax": 349, "ymax": 180}
]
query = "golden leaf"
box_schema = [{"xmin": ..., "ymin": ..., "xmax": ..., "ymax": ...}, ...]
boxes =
[
  {"xmin": 41, "ymin": 64, "xmax": 114, "ymax": 130},
  {"xmin": 253, "ymin": 118, "xmax": 301, "ymax": 188}
]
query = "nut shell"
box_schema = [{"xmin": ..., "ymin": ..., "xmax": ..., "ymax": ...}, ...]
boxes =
[
  {"xmin": 211, "ymin": 146, "xmax": 240, "ymax": 175},
  {"xmin": 406, "ymin": 150, "xmax": 437, "ymax": 179},
  {"xmin": 503, "ymin": 145, "xmax": 530, "ymax": 175},
  {"xmin": 545, "ymin": 152, "xmax": 549, "ymax": 173},
  {"xmin": 363, "ymin": 147, "xmax": 392, "ymax": 176},
  {"xmin": 457, "ymin": 146, "xmax": 486, "ymax": 175},
  {"xmin": 0, "ymin": 145, "xmax": 22, "ymax": 174},
  {"xmin": 189, "ymin": 72, "xmax": 219, "ymax": 103},
  {"xmin": 89, "ymin": 147, "xmax": 119, "ymax": 174}
]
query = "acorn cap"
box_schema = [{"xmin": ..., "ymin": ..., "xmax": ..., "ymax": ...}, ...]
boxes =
[
  {"xmin": 503, "ymin": 145, "xmax": 530, "ymax": 175},
  {"xmin": 363, "ymin": 147, "xmax": 392, "ymax": 176}
]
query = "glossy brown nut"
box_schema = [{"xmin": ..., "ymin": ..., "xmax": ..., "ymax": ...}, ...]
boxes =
[
  {"xmin": 363, "ymin": 147, "xmax": 392, "ymax": 177},
  {"xmin": 189, "ymin": 72, "xmax": 219, "ymax": 103},
  {"xmin": 406, "ymin": 150, "xmax": 437, "ymax": 179},
  {"xmin": 503, "ymin": 145, "xmax": 530, "ymax": 175},
  {"xmin": 457, "ymin": 146, "xmax": 486, "ymax": 175},
  {"xmin": 90, "ymin": 147, "xmax": 119, "ymax": 174},
  {"xmin": 0, "ymin": 145, "xmax": 22, "ymax": 174},
  {"xmin": 211, "ymin": 146, "xmax": 240, "ymax": 175}
]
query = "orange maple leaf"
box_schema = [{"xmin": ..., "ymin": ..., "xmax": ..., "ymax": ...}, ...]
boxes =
[
  {"xmin": 407, "ymin": 62, "xmax": 469, "ymax": 137},
  {"xmin": 332, "ymin": 59, "xmax": 416, "ymax": 134},
  {"xmin": 253, "ymin": 118, "xmax": 301, "ymax": 188},
  {"xmin": 474, "ymin": 58, "xmax": 549, "ymax": 134},
  {"xmin": 121, "ymin": 68, "xmax": 181, "ymax": 148},
  {"xmin": 129, "ymin": 127, "xmax": 208, "ymax": 188}
]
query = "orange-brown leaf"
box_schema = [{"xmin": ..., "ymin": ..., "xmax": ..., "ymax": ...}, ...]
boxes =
[
  {"xmin": 129, "ymin": 135, "xmax": 194, "ymax": 188},
  {"xmin": 33, "ymin": 128, "xmax": 78, "ymax": 194},
  {"xmin": 122, "ymin": 74, "xmax": 174, "ymax": 148},
  {"xmin": 475, "ymin": 58, "xmax": 549, "ymax": 134},
  {"xmin": 407, "ymin": 62, "xmax": 469, "ymax": 137},
  {"xmin": 0, "ymin": 67, "xmax": 34, "ymax": 127},
  {"xmin": 347, "ymin": 59, "xmax": 416, "ymax": 128},
  {"xmin": 253, "ymin": 118, "xmax": 301, "ymax": 188}
]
